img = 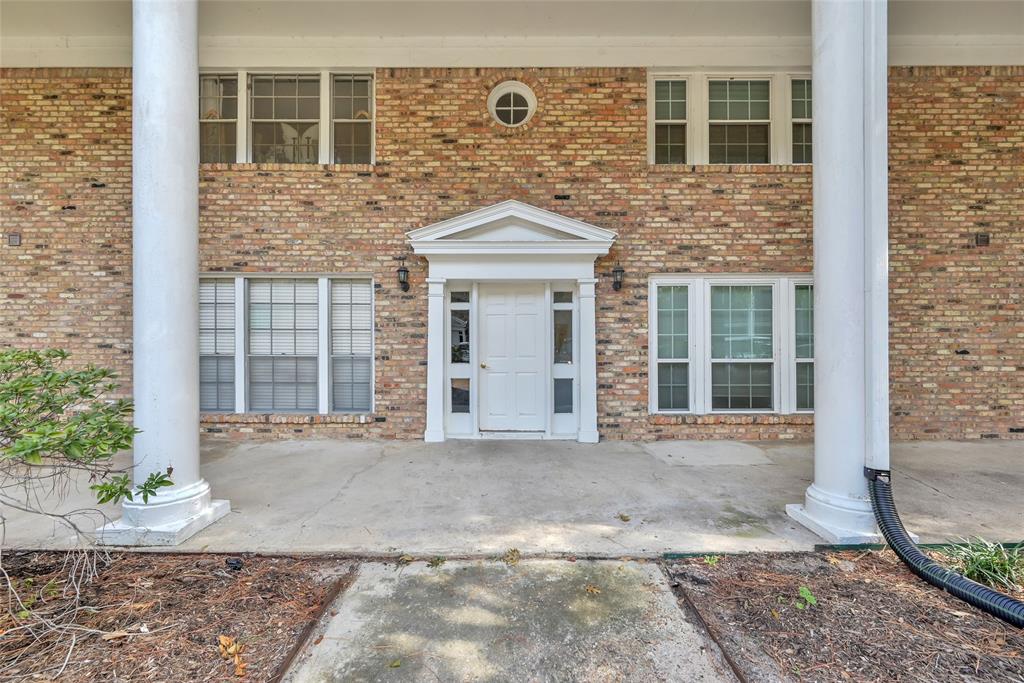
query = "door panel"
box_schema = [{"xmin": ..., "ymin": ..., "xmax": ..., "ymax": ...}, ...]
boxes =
[{"xmin": 479, "ymin": 283, "xmax": 546, "ymax": 431}]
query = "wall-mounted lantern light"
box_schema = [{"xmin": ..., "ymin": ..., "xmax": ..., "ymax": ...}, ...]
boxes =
[
  {"xmin": 397, "ymin": 266, "xmax": 410, "ymax": 292},
  {"xmin": 612, "ymin": 266, "xmax": 625, "ymax": 291}
]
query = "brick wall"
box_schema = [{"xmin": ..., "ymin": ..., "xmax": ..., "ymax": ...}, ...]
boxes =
[{"xmin": 2, "ymin": 66, "xmax": 1021, "ymax": 441}]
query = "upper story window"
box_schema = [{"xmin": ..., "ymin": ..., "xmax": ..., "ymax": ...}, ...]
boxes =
[
  {"xmin": 250, "ymin": 75, "xmax": 321, "ymax": 164},
  {"xmin": 199, "ymin": 71, "xmax": 374, "ymax": 165},
  {"xmin": 708, "ymin": 79, "xmax": 771, "ymax": 164},
  {"xmin": 199, "ymin": 75, "xmax": 237, "ymax": 163},
  {"xmin": 791, "ymin": 78, "xmax": 813, "ymax": 164},
  {"xmin": 649, "ymin": 71, "xmax": 810, "ymax": 165},
  {"xmin": 332, "ymin": 75, "xmax": 373, "ymax": 164},
  {"xmin": 653, "ymin": 80, "xmax": 686, "ymax": 164}
]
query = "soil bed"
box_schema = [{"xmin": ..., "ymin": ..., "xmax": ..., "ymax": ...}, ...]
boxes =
[
  {"xmin": 1, "ymin": 552, "xmax": 352, "ymax": 682},
  {"xmin": 666, "ymin": 550, "xmax": 1024, "ymax": 682}
]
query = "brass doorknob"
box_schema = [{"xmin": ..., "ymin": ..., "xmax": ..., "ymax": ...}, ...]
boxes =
[{"xmin": 480, "ymin": 362, "xmax": 488, "ymax": 369}]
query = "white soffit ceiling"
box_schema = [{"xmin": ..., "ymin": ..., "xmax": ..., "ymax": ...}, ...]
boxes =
[{"xmin": 2, "ymin": 0, "xmax": 1022, "ymax": 67}]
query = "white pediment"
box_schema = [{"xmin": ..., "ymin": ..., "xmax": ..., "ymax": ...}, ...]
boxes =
[{"xmin": 407, "ymin": 200, "xmax": 616, "ymax": 256}]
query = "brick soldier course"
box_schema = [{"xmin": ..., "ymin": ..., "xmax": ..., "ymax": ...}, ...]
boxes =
[{"xmin": 2, "ymin": 65, "xmax": 1022, "ymax": 441}]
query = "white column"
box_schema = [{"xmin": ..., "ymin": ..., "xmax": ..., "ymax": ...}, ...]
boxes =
[
  {"xmin": 577, "ymin": 278, "xmax": 599, "ymax": 443},
  {"xmin": 98, "ymin": 0, "xmax": 228, "ymax": 546},
  {"xmin": 787, "ymin": 0, "xmax": 888, "ymax": 544},
  {"xmin": 424, "ymin": 277, "xmax": 447, "ymax": 442}
]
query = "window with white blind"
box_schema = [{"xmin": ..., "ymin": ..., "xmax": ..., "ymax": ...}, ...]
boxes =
[
  {"xmin": 330, "ymin": 280, "xmax": 373, "ymax": 412},
  {"xmin": 198, "ymin": 275, "xmax": 373, "ymax": 415},
  {"xmin": 199, "ymin": 279, "xmax": 236, "ymax": 411},
  {"xmin": 649, "ymin": 275, "xmax": 813, "ymax": 414},
  {"xmin": 248, "ymin": 279, "xmax": 320, "ymax": 411}
]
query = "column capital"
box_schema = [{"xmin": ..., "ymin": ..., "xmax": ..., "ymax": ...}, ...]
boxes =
[
  {"xmin": 577, "ymin": 278, "xmax": 598, "ymax": 297},
  {"xmin": 426, "ymin": 277, "xmax": 446, "ymax": 297}
]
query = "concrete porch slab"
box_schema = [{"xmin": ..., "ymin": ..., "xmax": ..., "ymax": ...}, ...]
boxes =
[
  {"xmin": 3, "ymin": 439, "xmax": 1021, "ymax": 555},
  {"xmin": 283, "ymin": 559, "xmax": 735, "ymax": 682}
]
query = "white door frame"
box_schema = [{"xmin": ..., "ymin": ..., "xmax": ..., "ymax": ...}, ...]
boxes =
[{"xmin": 408, "ymin": 200, "xmax": 616, "ymax": 443}]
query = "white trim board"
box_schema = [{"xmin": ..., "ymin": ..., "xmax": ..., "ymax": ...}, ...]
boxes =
[{"xmin": 5, "ymin": 34, "xmax": 1023, "ymax": 68}]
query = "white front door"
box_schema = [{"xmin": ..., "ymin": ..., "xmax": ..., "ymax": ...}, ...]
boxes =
[{"xmin": 478, "ymin": 283, "xmax": 546, "ymax": 432}]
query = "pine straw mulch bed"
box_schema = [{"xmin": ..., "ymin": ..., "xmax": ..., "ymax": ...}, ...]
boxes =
[
  {"xmin": 666, "ymin": 550, "xmax": 1024, "ymax": 683},
  {"xmin": 1, "ymin": 551, "xmax": 353, "ymax": 682}
]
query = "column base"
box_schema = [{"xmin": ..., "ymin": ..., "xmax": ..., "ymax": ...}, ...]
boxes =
[
  {"xmin": 423, "ymin": 429, "xmax": 446, "ymax": 443},
  {"xmin": 786, "ymin": 483, "xmax": 881, "ymax": 545},
  {"xmin": 95, "ymin": 478, "xmax": 230, "ymax": 546},
  {"xmin": 577, "ymin": 430, "xmax": 599, "ymax": 444}
]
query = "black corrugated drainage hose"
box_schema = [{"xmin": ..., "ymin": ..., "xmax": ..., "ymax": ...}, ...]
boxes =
[{"xmin": 865, "ymin": 467, "xmax": 1024, "ymax": 628}]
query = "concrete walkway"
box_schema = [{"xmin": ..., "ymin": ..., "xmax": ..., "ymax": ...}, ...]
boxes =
[
  {"xmin": 3, "ymin": 439, "xmax": 1021, "ymax": 554},
  {"xmin": 284, "ymin": 559, "xmax": 735, "ymax": 682}
]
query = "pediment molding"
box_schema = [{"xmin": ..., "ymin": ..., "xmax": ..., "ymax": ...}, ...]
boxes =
[{"xmin": 408, "ymin": 200, "xmax": 616, "ymax": 256}]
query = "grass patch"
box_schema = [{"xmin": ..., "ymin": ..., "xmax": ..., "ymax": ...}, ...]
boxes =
[{"xmin": 941, "ymin": 538, "xmax": 1023, "ymax": 592}]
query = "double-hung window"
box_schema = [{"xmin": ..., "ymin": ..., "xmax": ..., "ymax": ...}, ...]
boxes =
[
  {"xmin": 653, "ymin": 80, "xmax": 687, "ymax": 164},
  {"xmin": 199, "ymin": 276, "xmax": 373, "ymax": 415},
  {"xmin": 199, "ymin": 75, "xmax": 238, "ymax": 163},
  {"xmin": 708, "ymin": 79, "xmax": 771, "ymax": 164},
  {"xmin": 332, "ymin": 74, "xmax": 373, "ymax": 164},
  {"xmin": 250, "ymin": 75, "xmax": 321, "ymax": 164},
  {"xmin": 248, "ymin": 279, "xmax": 320, "ymax": 411},
  {"xmin": 654, "ymin": 285, "xmax": 690, "ymax": 410},
  {"xmin": 199, "ymin": 279, "xmax": 236, "ymax": 411},
  {"xmin": 793, "ymin": 284, "xmax": 814, "ymax": 410},
  {"xmin": 650, "ymin": 275, "xmax": 813, "ymax": 414},
  {"xmin": 791, "ymin": 78, "xmax": 813, "ymax": 164},
  {"xmin": 330, "ymin": 280, "xmax": 373, "ymax": 411},
  {"xmin": 709, "ymin": 284, "xmax": 774, "ymax": 410}
]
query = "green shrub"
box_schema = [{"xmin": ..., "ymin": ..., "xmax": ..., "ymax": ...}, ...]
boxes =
[{"xmin": 0, "ymin": 348, "xmax": 171, "ymax": 520}]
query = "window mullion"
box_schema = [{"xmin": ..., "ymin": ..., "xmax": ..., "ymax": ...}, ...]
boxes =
[
  {"xmin": 317, "ymin": 277, "xmax": 330, "ymax": 414},
  {"xmin": 693, "ymin": 279, "xmax": 707, "ymax": 413},
  {"xmin": 319, "ymin": 71, "xmax": 331, "ymax": 164},
  {"xmin": 772, "ymin": 73, "xmax": 789, "ymax": 164},
  {"xmin": 236, "ymin": 70, "xmax": 248, "ymax": 163},
  {"xmin": 232, "ymin": 277, "xmax": 246, "ymax": 412}
]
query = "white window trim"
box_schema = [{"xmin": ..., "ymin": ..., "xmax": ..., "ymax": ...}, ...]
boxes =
[
  {"xmin": 200, "ymin": 68, "xmax": 376, "ymax": 165},
  {"xmin": 648, "ymin": 274, "xmax": 813, "ymax": 416},
  {"xmin": 200, "ymin": 273, "xmax": 375, "ymax": 415},
  {"xmin": 648, "ymin": 69, "xmax": 810, "ymax": 165}
]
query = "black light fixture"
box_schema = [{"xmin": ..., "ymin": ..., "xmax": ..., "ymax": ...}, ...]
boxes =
[
  {"xmin": 612, "ymin": 265, "xmax": 625, "ymax": 291},
  {"xmin": 397, "ymin": 265, "xmax": 410, "ymax": 292}
]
